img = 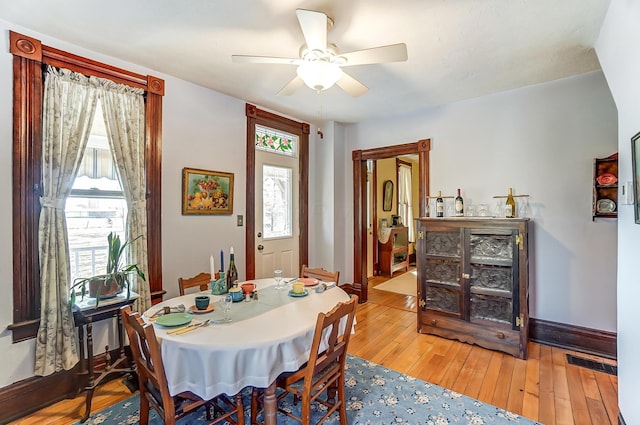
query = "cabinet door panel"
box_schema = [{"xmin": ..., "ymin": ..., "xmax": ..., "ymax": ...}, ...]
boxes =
[
  {"xmin": 425, "ymin": 258, "xmax": 460, "ymax": 287},
  {"xmin": 470, "ymin": 264, "xmax": 513, "ymax": 292},
  {"xmin": 426, "ymin": 231, "xmax": 460, "ymax": 257},
  {"xmin": 425, "ymin": 286, "xmax": 461, "ymax": 315},
  {"xmin": 469, "ymin": 234, "xmax": 512, "ymax": 264},
  {"xmin": 470, "ymin": 293, "xmax": 512, "ymax": 325}
]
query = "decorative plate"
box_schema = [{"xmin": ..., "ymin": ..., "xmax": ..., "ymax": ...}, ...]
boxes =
[
  {"xmin": 596, "ymin": 173, "xmax": 617, "ymax": 185},
  {"xmin": 189, "ymin": 304, "xmax": 215, "ymax": 314},
  {"xmin": 596, "ymin": 198, "xmax": 616, "ymax": 213},
  {"xmin": 298, "ymin": 278, "xmax": 319, "ymax": 287},
  {"xmin": 155, "ymin": 313, "xmax": 193, "ymax": 327},
  {"xmin": 288, "ymin": 289, "xmax": 309, "ymax": 298}
]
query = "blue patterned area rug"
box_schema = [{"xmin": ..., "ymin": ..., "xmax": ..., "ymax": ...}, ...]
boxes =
[{"xmin": 78, "ymin": 355, "xmax": 541, "ymax": 424}]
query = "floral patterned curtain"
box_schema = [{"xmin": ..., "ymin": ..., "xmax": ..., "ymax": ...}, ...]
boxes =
[
  {"xmin": 35, "ymin": 67, "xmax": 99, "ymax": 375},
  {"xmin": 100, "ymin": 81, "xmax": 151, "ymax": 312}
]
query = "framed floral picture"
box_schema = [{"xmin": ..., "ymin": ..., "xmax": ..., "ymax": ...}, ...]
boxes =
[{"xmin": 182, "ymin": 167, "xmax": 234, "ymax": 215}]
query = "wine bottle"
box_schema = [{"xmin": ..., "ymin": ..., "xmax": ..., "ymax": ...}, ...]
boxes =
[
  {"xmin": 455, "ymin": 188, "xmax": 464, "ymax": 217},
  {"xmin": 505, "ymin": 188, "xmax": 516, "ymax": 218},
  {"xmin": 436, "ymin": 191, "xmax": 444, "ymax": 217},
  {"xmin": 226, "ymin": 246, "xmax": 238, "ymax": 290}
]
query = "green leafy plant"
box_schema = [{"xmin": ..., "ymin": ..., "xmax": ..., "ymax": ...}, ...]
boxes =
[{"xmin": 70, "ymin": 232, "xmax": 146, "ymax": 307}]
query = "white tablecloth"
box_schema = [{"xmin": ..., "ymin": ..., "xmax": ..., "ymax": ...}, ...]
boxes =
[{"xmin": 144, "ymin": 278, "xmax": 351, "ymax": 399}]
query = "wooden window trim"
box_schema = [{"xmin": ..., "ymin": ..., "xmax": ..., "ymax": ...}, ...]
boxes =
[{"xmin": 8, "ymin": 31, "xmax": 164, "ymax": 342}]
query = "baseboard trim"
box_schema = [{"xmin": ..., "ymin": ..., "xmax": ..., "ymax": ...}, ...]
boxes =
[
  {"xmin": 530, "ymin": 318, "xmax": 617, "ymax": 360},
  {"xmin": 0, "ymin": 366, "xmax": 78, "ymax": 424},
  {"xmin": 0, "ymin": 347, "xmax": 128, "ymax": 424}
]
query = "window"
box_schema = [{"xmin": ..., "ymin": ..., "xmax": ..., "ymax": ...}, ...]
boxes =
[
  {"xmin": 9, "ymin": 31, "xmax": 164, "ymax": 342},
  {"xmin": 255, "ymin": 125, "xmax": 297, "ymax": 157},
  {"xmin": 66, "ymin": 101, "xmax": 128, "ymax": 283},
  {"xmin": 262, "ymin": 164, "xmax": 293, "ymax": 239}
]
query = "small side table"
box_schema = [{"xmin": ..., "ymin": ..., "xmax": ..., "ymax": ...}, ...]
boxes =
[{"xmin": 73, "ymin": 292, "xmax": 138, "ymax": 422}]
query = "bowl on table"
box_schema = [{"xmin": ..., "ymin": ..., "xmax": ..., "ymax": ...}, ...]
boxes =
[
  {"xmin": 194, "ymin": 295, "xmax": 210, "ymax": 310},
  {"xmin": 229, "ymin": 287, "xmax": 243, "ymax": 302},
  {"xmin": 241, "ymin": 282, "xmax": 256, "ymax": 294},
  {"xmin": 292, "ymin": 282, "xmax": 305, "ymax": 294}
]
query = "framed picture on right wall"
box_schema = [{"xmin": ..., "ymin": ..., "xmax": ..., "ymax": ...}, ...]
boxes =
[{"xmin": 632, "ymin": 131, "xmax": 640, "ymax": 224}]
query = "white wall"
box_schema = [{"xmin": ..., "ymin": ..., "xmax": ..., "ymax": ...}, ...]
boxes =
[
  {"xmin": 596, "ymin": 1, "xmax": 640, "ymax": 423},
  {"xmin": 0, "ymin": 20, "xmax": 252, "ymax": 387},
  {"xmin": 309, "ymin": 122, "xmax": 336, "ymax": 271},
  {"xmin": 341, "ymin": 71, "xmax": 618, "ymax": 332}
]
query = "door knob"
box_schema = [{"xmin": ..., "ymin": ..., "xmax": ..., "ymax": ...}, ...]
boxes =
[
  {"xmin": 257, "ymin": 244, "xmax": 264, "ymax": 252},
  {"xmin": 257, "ymin": 232, "xmax": 262, "ymax": 238}
]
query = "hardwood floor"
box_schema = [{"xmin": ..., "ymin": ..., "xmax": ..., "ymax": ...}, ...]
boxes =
[{"xmin": 11, "ymin": 272, "xmax": 619, "ymax": 425}]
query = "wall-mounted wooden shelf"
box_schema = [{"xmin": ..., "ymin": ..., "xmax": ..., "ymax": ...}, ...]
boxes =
[{"xmin": 593, "ymin": 153, "xmax": 618, "ymax": 221}]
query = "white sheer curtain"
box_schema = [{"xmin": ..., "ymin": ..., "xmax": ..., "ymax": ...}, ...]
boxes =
[
  {"xmin": 99, "ymin": 80, "xmax": 151, "ymax": 312},
  {"xmin": 35, "ymin": 67, "xmax": 99, "ymax": 375},
  {"xmin": 398, "ymin": 164, "xmax": 415, "ymax": 242}
]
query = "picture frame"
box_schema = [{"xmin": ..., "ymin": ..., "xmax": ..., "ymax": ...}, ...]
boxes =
[
  {"xmin": 632, "ymin": 131, "xmax": 640, "ymax": 224},
  {"xmin": 383, "ymin": 180, "xmax": 394, "ymax": 212},
  {"xmin": 182, "ymin": 167, "xmax": 234, "ymax": 215}
]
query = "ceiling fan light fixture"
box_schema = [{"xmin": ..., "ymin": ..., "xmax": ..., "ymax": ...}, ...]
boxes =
[{"xmin": 296, "ymin": 61, "xmax": 343, "ymax": 92}]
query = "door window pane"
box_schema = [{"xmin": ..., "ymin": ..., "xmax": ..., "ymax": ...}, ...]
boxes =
[
  {"xmin": 263, "ymin": 165, "xmax": 292, "ymax": 239},
  {"xmin": 255, "ymin": 125, "xmax": 297, "ymax": 157}
]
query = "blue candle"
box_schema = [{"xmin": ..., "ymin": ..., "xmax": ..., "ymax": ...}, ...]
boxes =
[{"xmin": 220, "ymin": 249, "xmax": 224, "ymax": 272}]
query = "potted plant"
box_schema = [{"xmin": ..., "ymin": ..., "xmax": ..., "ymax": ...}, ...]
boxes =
[{"xmin": 70, "ymin": 232, "xmax": 146, "ymax": 307}]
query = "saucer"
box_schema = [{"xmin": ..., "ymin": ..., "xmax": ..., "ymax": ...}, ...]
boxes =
[
  {"xmin": 596, "ymin": 173, "xmax": 617, "ymax": 185},
  {"xmin": 189, "ymin": 304, "xmax": 214, "ymax": 314},
  {"xmin": 155, "ymin": 313, "xmax": 192, "ymax": 327},
  {"xmin": 298, "ymin": 278, "xmax": 319, "ymax": 287},
  {"xmin": 289, "ymin": 289, "xmax": 309, "ymax": 298},
  {"xmin": 596, "ymin": 198, "xmax": 616, "ymax": 213}
]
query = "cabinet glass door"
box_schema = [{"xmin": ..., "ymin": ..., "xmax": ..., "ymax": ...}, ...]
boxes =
[
  {"xmin": 423, "ymin": 230, "xmax": 462, "ymax": 316},
  {"xmin": 467, "ymin": 230, "xmax": 518, "ymax": 328}
]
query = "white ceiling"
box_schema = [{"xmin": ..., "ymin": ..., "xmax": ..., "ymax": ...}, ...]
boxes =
[{"xmin": 0, "ymin": 0, "xmax": 610, "ymax": 124}]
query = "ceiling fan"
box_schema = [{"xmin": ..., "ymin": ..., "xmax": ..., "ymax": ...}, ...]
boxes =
[{"xmin": 232, "ymin": 9, "xmax": 408, "ymax": 97}]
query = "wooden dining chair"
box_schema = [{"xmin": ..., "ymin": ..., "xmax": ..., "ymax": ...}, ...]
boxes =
[
  {"xmin": 178, "ymin": 272, "xmax": 211, "ymax": 296},
  {"xmin": 300, "ymin": 265, "xmax": 340, "ymax": 284},
  {"xmin": 121, "ymin": 306, "xmax": 244, "ymax": 425},
  {"xmin": 251, "ymin": 296, "xmax": 358, "ymax": 425}
]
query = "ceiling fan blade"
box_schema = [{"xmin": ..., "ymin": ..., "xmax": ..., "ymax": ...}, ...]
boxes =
[
  {"xmin": 296, "ymin": 9, "xmax": 327, "ymax": 51},
  {"xmin": 232, "ymin": 55, "xmax": 301, "ymax": 65},
  {"xmin": 277, "ymin": 76, "xmax": 305, "ymax": 96},
  {"xmin": 336, "ymin": 72, "xmax": 369, "ymax": 97},
  {"xmin": 340, "ymin": 43, "xmax": 408, "ymax": 66}
]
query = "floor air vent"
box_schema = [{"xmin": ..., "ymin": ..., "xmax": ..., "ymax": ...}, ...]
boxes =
[{"xmin": 566, "ymin": 354, "xmax": 617, "ymax": 376}]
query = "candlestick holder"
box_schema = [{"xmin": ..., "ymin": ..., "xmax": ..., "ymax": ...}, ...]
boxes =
[{"xmin": 211, "ymin": 271, "xmax": 228, "ymax": 295}]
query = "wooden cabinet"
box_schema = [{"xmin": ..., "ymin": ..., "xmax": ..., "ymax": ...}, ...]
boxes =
[
  {"xmin": 593, "ymin": 153, "xmax": 618, "ymax": 220},
  {"xmin": 379, "ymin": 226, "xmax": 409, "ymax": 277},
  {"xmin": 416, "ymin": 218, "xmax": 530, "ymax": 359}
]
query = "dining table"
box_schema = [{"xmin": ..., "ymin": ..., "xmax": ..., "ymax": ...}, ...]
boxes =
[{"xmin": 144, "ymin": 277, "xmax": 350, "ymax": 425}]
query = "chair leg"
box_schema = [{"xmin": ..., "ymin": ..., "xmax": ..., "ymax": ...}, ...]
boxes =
[
  {"xmin": 301, "ymin": 394, "xmax": 312, "ymax": 425},
  {"xmin": 139, "ymin": 397, "xmax": 150, "ymax": 425},
  {"xmin": 205, "ymin": 401, "xmax": 212, "ymax": 420},
  {"xmin": 337, "ymin": 378, "xmax": 347, "ymax": 425},
  {"xmin": 251, "ymin": 388, "xmax": 261, "ymax": 425},
  {"xmin": 236, "ymin": 392, "xmax": 245, "ymax": 425}
]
